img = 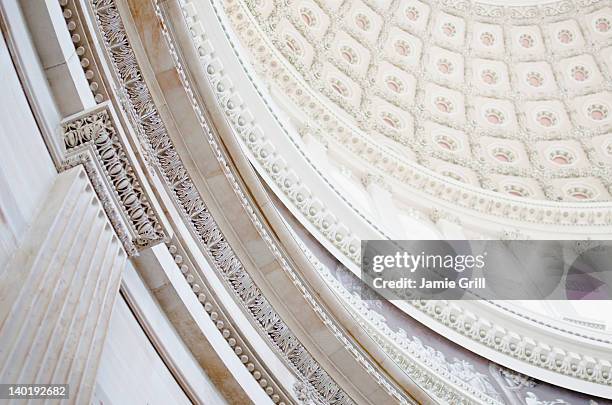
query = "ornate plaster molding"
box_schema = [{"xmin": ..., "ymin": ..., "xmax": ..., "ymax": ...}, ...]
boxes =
[
  {"xmin": 50, "ymin": 6, "xmax": 305, "ymax": 400},
  {"xmin": 61, "ymin": 103, "xmax": 166, "ymax": 254},
  {"xmin": 298, "ymin": 235, "xmax": 612, "ymax": 400},
  {"xmin": 171, "ymin": 0, "xmax": 612, "ymax": 396},
  {"xmin": 165, "ymin": 240, "xmax": 294, "ymax": 405},
  {"xmin": 87, "ymin": 0, "xmax": 402, "ymax": 403},
  {"xmin": 70, "ymin": 2, "xmax": 612, "ymax": 400},
  {"xmin": 159, "ymin": 1, "xmax": 426, "ymax": 402},
  {"xmin": 300, "ymin": 244, "xmax": 504, "ymax": 405},
  {"xmin": 258, "ymin": 0, "xmax": 612, "ymax": 198},
  {"xmin": 153, "ymin": 0, "xmax": 608, "ymax": 403},
  {"xmin": 294, "ymin": 381, "xmax": 327, "ymax": 405}
]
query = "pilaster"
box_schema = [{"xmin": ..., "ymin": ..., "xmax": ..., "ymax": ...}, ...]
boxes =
[{"xmin": 0, "ymin": 167, "xmax": 127, "ymax": 404}]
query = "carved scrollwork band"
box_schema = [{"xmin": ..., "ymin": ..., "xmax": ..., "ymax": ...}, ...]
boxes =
[
  {"xmin": 61, "ymin": 104, "xmax": 166, "ymax": 254},
  {"xmin": 88, "ymin": 1, "xmax": 363, "ymax": 403}
]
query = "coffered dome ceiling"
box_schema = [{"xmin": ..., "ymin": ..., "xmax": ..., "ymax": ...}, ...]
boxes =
[{"xmin": 231, "ymin": 0, "xmax": 612, "ymax": 202}]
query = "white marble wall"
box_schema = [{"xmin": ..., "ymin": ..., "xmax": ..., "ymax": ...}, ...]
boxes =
[
  {"xmin": 0, "ymin": 31, "xmax": 56, "ymax": 269},
  {"xmin": 92, "ymin": 295, "xmax": 192, "ymax": 405},
  {"xmin": 0, "ymin": 18, "xmax": 128, "ymax": 405}
]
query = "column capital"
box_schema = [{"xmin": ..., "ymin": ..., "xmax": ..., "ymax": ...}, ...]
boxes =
[{"xmin": 61, "ymin": 103, "xmax": 167, "ymax": 254}]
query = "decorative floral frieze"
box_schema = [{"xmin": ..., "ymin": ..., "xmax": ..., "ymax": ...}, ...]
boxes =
[
  {"xmin": 441, "ymin": 0, "xmax": 603, "ymax": 23},
  {"xmin": 492, "ymin": 364, "xmax": 537, "ymax": 391},
  {"xmin": 294, "ymin": 381, "xmax": 326, "ymax": 405},
  {"xmin": 166, "ymin": 241, "xmax": 293, "ymax": 405},
  {"xmin": 87, "ymin": 1, "xmax": 377, "ymax": 403},
  {"xmin": 299, "ymin": 239, "xmax": 502, "ymax": 405},
  {"xmin": 62, "ymin": 104, "xmax": 165, "ymax": 252},
  {"xmin": 409, "ymin": 299, "xmax": 612, "ymax": 386}
]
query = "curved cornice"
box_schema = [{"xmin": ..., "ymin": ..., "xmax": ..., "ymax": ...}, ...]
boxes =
[
  {"xmin": 165, "ymin": 0, "xmax": 612, "ymax": 398},
  {"xmin": 85, "ymin": 0, "xmax": 444, "ymax": 403},
  {"xmin": 154, "ymin": 0, "xmax": 549, "ymax": 399},
  {"xmin": 41, "ymin": 0, "xmax": 612, "ymax": 401}
]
